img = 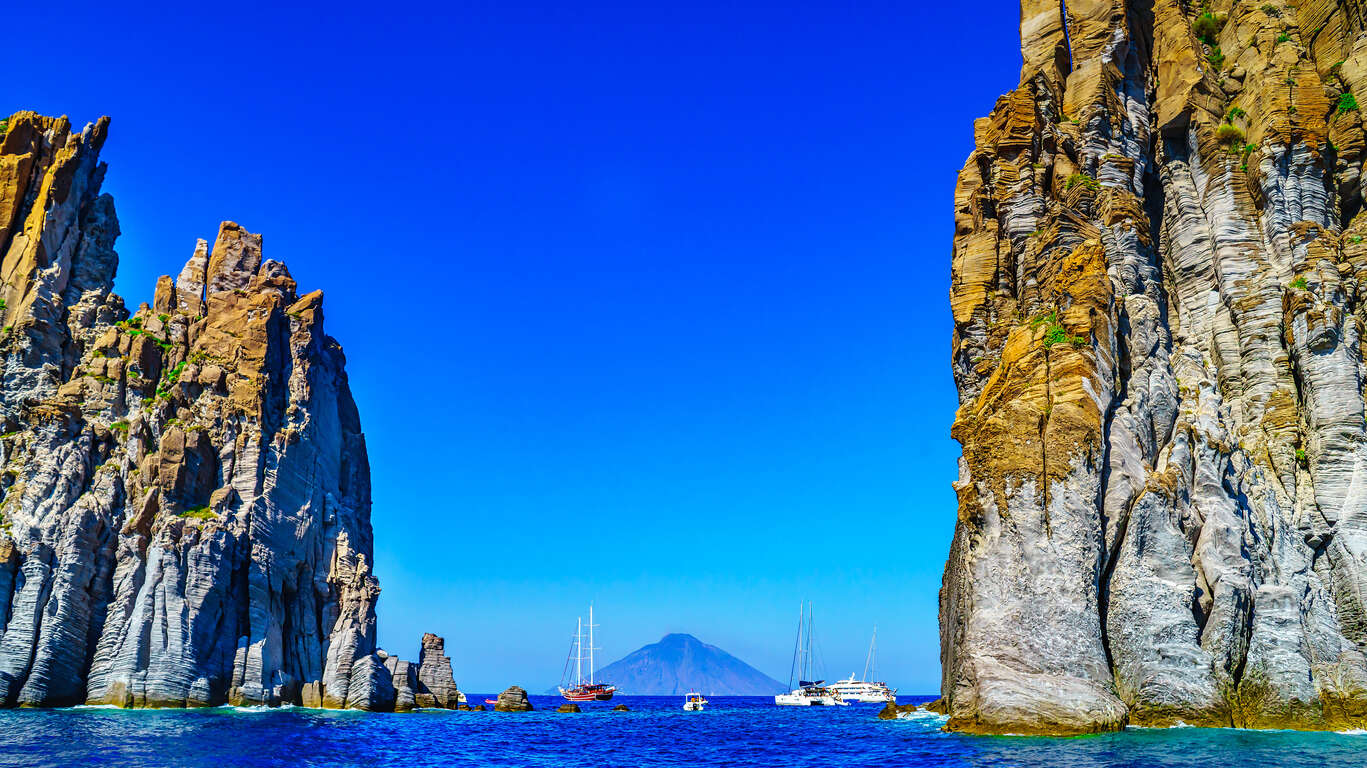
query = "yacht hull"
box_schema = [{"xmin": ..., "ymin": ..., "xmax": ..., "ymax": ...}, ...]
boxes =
[{"xmin": 774, "ymin": 691, "xmax": 846, "ymax": 706}]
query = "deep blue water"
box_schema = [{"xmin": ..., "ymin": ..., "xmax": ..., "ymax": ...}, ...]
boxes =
[{"xmin": 3, "ymin": 695, "xmax": 1367, "ymax": 767}]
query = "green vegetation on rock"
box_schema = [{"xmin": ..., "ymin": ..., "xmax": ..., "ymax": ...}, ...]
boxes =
[
  {"xmin": 1215, "ymin": 124, "xmax": 1244, "ymax": 146},
  {"xmin": 1192, "ymin": 12, "xmax": 1225, "ymax": 45},
  {"xmin": 1065, "ymin": 173, "xmax": 1100, "ymax": 192},
  {"xmin": 179, "ymin": 505, "xmax": 216, "ymax": 520},
  {"xmin": 1031, "ymin": 310, "xmax": 1088, "ymax": 349}
]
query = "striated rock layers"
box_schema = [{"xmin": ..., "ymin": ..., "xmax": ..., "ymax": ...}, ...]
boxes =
[
  {"xmin": 941, "ymin": 0, "xmax": 1367, "ymax": 735},
  {"xmin": 0, "ymin": 111, "xmax": 457, "ymax": 712}
]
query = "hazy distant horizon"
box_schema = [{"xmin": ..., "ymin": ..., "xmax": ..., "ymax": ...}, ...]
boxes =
[{"xmin": 8, "ymin": 0, "xmax": 1022, "ymax": 694}]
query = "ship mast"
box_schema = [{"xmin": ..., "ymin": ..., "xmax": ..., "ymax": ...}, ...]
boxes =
[
  {"xmin": 588, "ymin": 603, "xmax": 596, "ymax": 685},
  {"xmin": 575, "ymin": 616, "xmax": 584, "ymax": 686}
]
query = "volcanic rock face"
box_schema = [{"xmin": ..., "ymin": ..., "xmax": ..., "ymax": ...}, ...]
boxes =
[
  {"xmin": 0, "ymin": 111, "xmax": 445, "ymax": 712},
  {"xmin": 942, "ymin": 0, "xmax": 1367, "ymax": 734}
]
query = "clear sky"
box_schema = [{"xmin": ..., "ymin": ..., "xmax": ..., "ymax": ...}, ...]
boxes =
[{"xmin": 12, "ymin": 2, "xmax": 1019, "ymax": 694}]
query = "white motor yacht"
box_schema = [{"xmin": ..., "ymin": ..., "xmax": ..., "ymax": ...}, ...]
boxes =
[{"xmin": 828, "ymin": 628, "xmax": 897, "ymax": 703}]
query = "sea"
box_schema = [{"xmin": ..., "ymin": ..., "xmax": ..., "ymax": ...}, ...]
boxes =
[{"xmin": 2, "ymin": 694, "xmax": 1366, "ymax": 767}]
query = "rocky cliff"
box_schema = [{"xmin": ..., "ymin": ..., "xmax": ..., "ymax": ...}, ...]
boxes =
[
  {"xmin": 942, "ymin": 0, "xmax": 1367, "ymax": 735},
  {"xmin": 0, "ymin": 111, "xmax": 455, "ymax": 711}
]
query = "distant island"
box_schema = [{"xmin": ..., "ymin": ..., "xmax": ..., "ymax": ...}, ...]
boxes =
[{"xmin": 551, "ymin": 633, "xmax": 786, "ymax": 695}]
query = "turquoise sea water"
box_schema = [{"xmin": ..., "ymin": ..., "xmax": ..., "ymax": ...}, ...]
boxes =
[{"xmin": 3, "ymin": 695, "xmax": 1367, "ymax": 767}]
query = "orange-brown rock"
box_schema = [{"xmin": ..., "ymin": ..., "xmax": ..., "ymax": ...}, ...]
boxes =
[{"xmin": 943, "ymin": 0, "xmax": 1367, "ymax": 735}]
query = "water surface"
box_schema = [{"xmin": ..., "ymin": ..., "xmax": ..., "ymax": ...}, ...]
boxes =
[{"xmin": 2, "ymin": 695, "xmax": 1365, "ymax": 767}]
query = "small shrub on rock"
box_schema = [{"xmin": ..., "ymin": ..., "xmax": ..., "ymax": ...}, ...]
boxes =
[{"xmin": 1215, "ymin": 123, "xmax": 1245, "ymax": 146}]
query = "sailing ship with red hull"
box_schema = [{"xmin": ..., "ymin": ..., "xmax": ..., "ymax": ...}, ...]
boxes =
[{"xmin": 559, "ymin": 604, "xmax": 616, "ymax": 702}]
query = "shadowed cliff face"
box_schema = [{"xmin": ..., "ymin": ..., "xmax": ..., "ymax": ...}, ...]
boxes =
[
  {"xmin": 0, "ymin": 111, "xmax": 450, "ymax": 712},
  {"xmin": 943, "ymin": 0, "xmax": 1367, "ymax": 735}
]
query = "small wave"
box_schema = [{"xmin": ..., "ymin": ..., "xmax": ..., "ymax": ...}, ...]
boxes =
[
  {"xmin": 896, "ymin": 710, "xmax": 950, "ymax": 725},
  {"xmin": 1336, "ymin": 729, "xmax": 1367, "ymax": 735},
  {"xmin": 66, "ymin": 705, "xmax": 124, "ymax": 710}
]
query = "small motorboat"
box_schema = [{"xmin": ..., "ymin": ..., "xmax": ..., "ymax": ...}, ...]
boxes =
[
  {"xmin": 484, "ymin": 698, "xmax": 497, "ymax": 705},
  {"xmin": 683, "ymin": 692, "xmax": 707, "ymax": 711}
]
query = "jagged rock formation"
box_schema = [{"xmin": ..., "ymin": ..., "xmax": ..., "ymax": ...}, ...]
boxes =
[
  {"xmin": 942, "ymin": 0, "xmax": 1367, "ymax": 735},
  {"xmin": 415, "ymin": 632, "xmax": 462, "ymax": 707},
  {"xmin": 0, "ymin": 110, "xmax": 453, "ymax": 712}
]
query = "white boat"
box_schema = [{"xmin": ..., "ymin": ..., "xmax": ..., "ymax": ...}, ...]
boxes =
[
  {"xmin": 683, "ymin": 691, "xmax": 708, "ymax": 711},
  {"xmin": 774, "ymin": 602, "xmax": 847, "ymax": 706},
  {"xmin": 828, "ymin": 627, "xmax": 897, "ymax": 703}
]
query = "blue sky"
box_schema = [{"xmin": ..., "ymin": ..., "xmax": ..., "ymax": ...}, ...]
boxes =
[{"xmin": 13, "ymin": 2, "xmax": 1019, "ymax": 693}]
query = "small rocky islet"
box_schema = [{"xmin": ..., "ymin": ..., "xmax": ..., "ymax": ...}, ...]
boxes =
[{"xmin": 942, "ymin": 0, "xmax": 1367, "ymax": 737}]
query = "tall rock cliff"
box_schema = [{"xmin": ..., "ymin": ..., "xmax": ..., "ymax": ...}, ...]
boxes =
[
  {"xmin": 942, "ymin": 0, "xmax": 1367, "ymax": 735},
  {"xmin": 0, "ymin": 111, "xmax": 453, "ymax": 711}
]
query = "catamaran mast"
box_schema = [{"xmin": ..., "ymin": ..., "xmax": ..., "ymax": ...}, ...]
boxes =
[
  {"xmin": 788, "ymin": 601, "xmax": 804, "ymax": 689},
  {"xmin": 862, "ymin": 626, "xmax": 877, "ymax": 682},
  {"xmin": 589, "ymin": 603, "xmax": 596, "ymax": 685},
  {"xmin": 798, "ymin": 601, "xmax": 809, "ymax": 677}
]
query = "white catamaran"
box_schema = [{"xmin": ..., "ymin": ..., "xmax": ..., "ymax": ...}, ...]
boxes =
[
  {"xmin": 774, "ymin": 602, "xmax": 847, "ymax": 706},
  {"xmin": 828, "ymin": 627, "xmax": 897, "ymax": 703}
]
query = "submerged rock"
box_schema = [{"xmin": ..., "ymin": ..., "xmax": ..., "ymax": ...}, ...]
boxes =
[
  {"xmin": 612, "ymin": 703, "xmax": 630, "ymax": 711},
  {"xmin": 877, "ymin": 702, "xmax": 918, "ymax": 721},
  {"xmin": 556, "ymin": 703, "xmax": 581, "ymax": 713},
  {"xmin": 495, "ymin": 686, "xmax": 534, "ymax": 712},
  {"xmin": 942, "ymin": 1, "xmax": 1367, "ymax": 736}
]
